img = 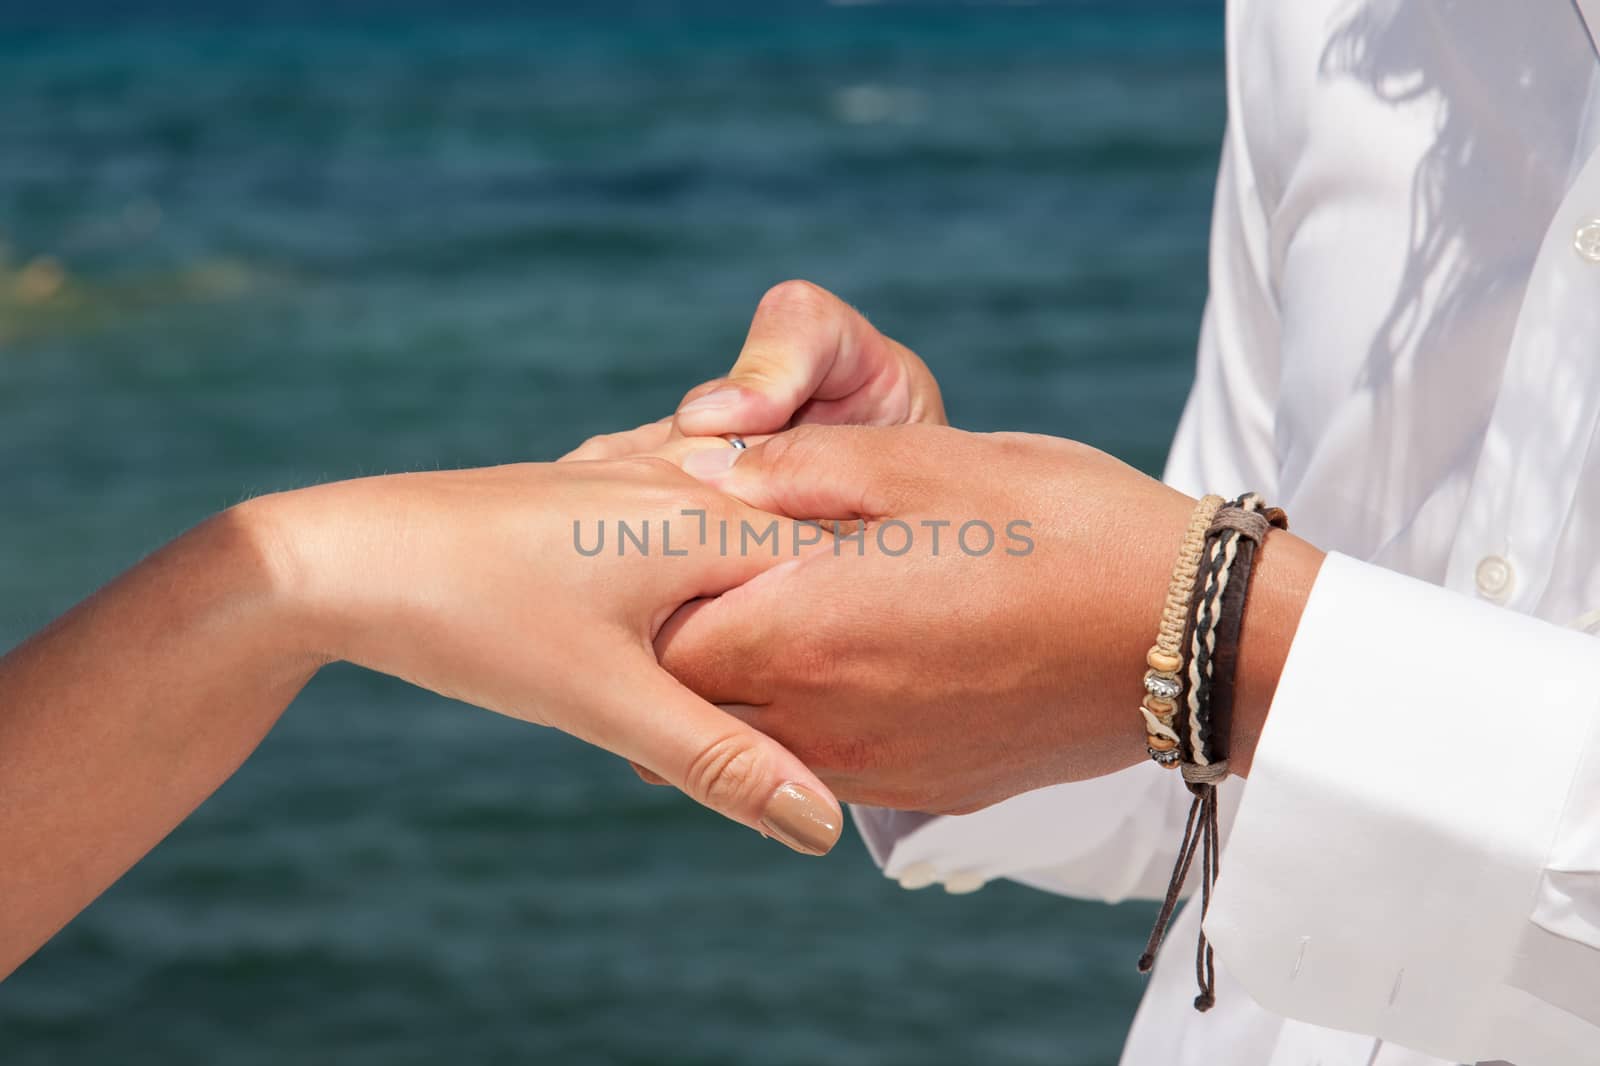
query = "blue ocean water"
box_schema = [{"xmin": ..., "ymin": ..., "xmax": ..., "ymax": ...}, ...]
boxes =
[{"xmin": 0, "ymin": 3, "xmax": 1226, "ymax": 1063}]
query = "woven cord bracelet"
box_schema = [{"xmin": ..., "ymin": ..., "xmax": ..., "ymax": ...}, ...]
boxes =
[
  {"xmin": 1140, "ymin": 494, "xmax": 1225, "ymax": 768},
  {"xmin": 1136, "ymin": 492, "xmax": 1287, "ymax": 1012}
]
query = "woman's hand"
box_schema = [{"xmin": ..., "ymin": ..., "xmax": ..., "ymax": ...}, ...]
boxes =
[
  {"xmin": 0, "ymin": 448, "xmax": 840, "ymax": 979},
  {"xmin": 656, "ymin": 425, "xmax": 1325, "ymax": 814},
  {"xmin": 252, "ymin": 454, "xmax": 842, "ymax": 852},
  {"xmin": 562, "ymin": 280, "xmax": 946, "ymax": 462}
]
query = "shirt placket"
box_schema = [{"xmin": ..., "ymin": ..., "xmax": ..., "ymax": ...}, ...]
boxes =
[{"xmin": 1443, "ymin": 140, "xmax": 1600, "ymax": 614}]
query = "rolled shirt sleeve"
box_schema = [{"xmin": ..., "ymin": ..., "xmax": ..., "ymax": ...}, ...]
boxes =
[{"xmin": 1205, "ymin": 552, "xmax": 1600, "ymax": 1066}]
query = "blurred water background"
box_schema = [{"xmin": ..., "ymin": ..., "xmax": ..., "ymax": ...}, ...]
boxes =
[{"xmin": 0, "ymin": 2, "xmax": 1225, "ymax": 1063}]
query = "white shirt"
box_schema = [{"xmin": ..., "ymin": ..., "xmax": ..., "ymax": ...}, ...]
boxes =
[{"xmin": 855, "ymin": 3, "xmax": 1600, "ymax": 1064}]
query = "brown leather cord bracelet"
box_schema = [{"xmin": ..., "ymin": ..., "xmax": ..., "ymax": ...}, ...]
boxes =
[{"xmin": 1137, "ymin": 493, "xmax": 1287, "ymax": 1012}]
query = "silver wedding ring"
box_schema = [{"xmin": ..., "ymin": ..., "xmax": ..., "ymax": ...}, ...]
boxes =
[{"xmin": 725, "ymin": 435, "xmax": 747, "ymax": 450}]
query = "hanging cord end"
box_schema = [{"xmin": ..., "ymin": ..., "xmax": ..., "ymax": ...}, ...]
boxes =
[{"xmin": 1132, "ymin": 491, "xmax": 1282, "ymax": 1013}]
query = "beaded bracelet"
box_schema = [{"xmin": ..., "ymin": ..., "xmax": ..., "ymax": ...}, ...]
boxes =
[
  {"xmin": 1140, "ymin": 494, "xmax": 1225, "ymax": 768},
  {"xmin": 1136, "ymin": 492, "xmax": 1287, "ymax": 1012}
]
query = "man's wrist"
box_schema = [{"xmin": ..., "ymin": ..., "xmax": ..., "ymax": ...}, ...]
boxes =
[{"xmin": 1228, "ymin": 530, "xmax": 1325, "ymax": 776}]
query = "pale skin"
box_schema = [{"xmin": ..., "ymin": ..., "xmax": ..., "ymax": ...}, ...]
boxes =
[{"xmin": 0, "ymin": 453, "xmax": 844, "ymax": 980}]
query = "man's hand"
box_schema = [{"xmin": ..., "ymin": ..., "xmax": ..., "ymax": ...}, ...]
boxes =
[
  {"xmin": 656, "ymin": 425, "xmax": 1323, "ymax": 814},
  {"xmin": 562, "ymin": 280, "xmax": 945, "ymax": 462}
]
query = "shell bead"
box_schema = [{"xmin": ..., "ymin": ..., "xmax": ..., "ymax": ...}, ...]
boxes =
[{"xmin": 1146, "ymin": 648, "xmax": 1183, "ymax": 674}]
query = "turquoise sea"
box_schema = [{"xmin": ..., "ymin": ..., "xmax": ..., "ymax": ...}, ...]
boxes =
[{"xmin": 0, "ymin": 3, "xmax": 1225, "ymax": 1063}]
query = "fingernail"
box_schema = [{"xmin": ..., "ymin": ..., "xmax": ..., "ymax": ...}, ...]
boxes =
[
  {"xmin": 682, "ymin": 447, "xmax": 741, "ymax": 479},
  {"xmin": 760, "ymin": 782, "xmax": 841, "ymax": 856},
  {"xmin": 678, "ymin": 387, "xmax": 745, "ymax": 416}
]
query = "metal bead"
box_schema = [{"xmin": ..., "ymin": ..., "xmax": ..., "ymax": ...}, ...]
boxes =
[
  {"xmin": 1143, "ymin": 671, "xmax": 1182, "ymax": 700},
  {"xmin": 1143, "ymin": 696, "xmax": 1177, "ymax": 717},
  {"xmin": 1148, "ymin": 747, "xmax": 1182, "ymax": 768}
]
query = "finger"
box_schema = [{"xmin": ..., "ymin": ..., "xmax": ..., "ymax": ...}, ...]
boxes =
[
  {"xmin": 560, "ymin": 418, "xmax": 676, "ymax": 462},
  {"xmin": 644, "ymin": 496, "xmax": 829, "ymax": 621},
  {"xmin": 629, "ymin": 761, "xmax": 669, "ymax": 786},
  {"xmin": 677, "ymin": 423, "xmax": 933, "ymax": 521},
  {"xmin": 594, "ymin": 658, "xmax": 842, "ymax": 856},
  {"xmin": 640, "ymin": 432, "xmax": 774, "ymax": 468},
  {"xmin": 674, "ymin": 280, "xmax": 903, "ymax": 437},
  {"xmin": 655, "ymin": 591, "xmax": 780, "ymax": 705}
]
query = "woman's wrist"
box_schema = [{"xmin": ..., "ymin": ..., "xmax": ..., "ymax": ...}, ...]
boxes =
[{"xmin": 220, "ymin": 490, "xmax": 350, "ymax": 672}]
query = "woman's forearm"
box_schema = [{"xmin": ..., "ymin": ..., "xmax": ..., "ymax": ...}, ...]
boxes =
[
  {"xmin": 0, "ymin": 454, "xmax": 844, "ymax": 977},
  {"xmin": 0, "ymin": 502, "xmax": 315, "ymax": 977}
]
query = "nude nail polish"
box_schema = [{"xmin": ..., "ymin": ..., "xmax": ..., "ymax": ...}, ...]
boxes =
[
  {"xmin": 760, "ymin": 782, "xmax": 841, "ymax": 856},
  {"xmin": 682, "ymin": 447, "xmax": 740, "ymax": 478},
  {"xmin": 678, "ymin": 387, "xmax": 744, "ymax": 415}
]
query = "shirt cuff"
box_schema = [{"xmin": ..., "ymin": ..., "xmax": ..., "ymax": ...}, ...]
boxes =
[
  {"xmin": 1206, "ymin": 552, "xmax": 1600, "ymax": 1065},
  {"xmin": 850, "ymin": 760, "xmax": 1248, "ymax": 902}
]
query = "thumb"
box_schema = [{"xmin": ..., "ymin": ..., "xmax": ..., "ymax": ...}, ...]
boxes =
[
  {"xmin": 597, "ymin": 657, "xmax": 843, "ymax": 856},
  {"xmin": 679, "ymin": 424, "xmax": 925, "ymax": 521},
  {"xmin": 674, "ymin": 280, "xmax": 896, "ymax": 437}
]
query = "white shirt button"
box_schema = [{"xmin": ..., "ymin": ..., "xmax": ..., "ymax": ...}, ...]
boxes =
[
  {"xmin": 895, "ymin": 862, "xmax": 938, "ymax": 891},
  {"xmin": 942, "ymin": 871, "xmax": 989, "ymax": 895},
  {"xmin": 1474, "ymin": 554, "xmax": 1514, "ymax": 602},
  {"xmin": 1575, "ymin": 219, "xmax": 1600, "ymax": 262}
]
